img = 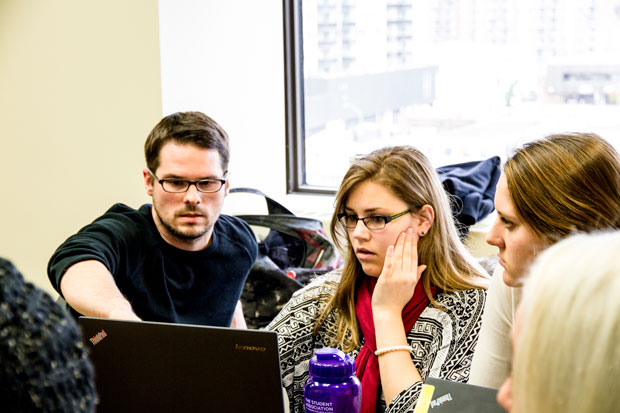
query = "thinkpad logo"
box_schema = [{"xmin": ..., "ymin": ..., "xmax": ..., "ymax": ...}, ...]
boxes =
[
  {"xmin": 89, "ymin": 329, "xmax": 107, "ymax": 345},
  {"xmin": 430, "ymin": 392, "xmax": 453, "ymax": 408}
]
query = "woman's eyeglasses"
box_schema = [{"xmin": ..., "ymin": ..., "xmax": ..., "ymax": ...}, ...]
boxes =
[{"xmin": 337, "ymin": 209, "xmax": 410, "ymax": 230}]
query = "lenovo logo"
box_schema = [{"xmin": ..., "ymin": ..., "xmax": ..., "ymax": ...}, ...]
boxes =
[
  {"xmin": 235, "ymin": 343, "xmax": 267, "ymax": 352},
  {"xmin": 89, "ymin": 329, "xmax": 107, "ymax": 345}
]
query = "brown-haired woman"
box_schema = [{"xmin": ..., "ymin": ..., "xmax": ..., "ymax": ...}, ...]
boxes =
[
  {"xmin": 267, "ymin": 146, "xmax": 489, "ymax": 413},
  {"xmin": 469, "ymin": 132, "xmax": 620, "ymax": 389}
]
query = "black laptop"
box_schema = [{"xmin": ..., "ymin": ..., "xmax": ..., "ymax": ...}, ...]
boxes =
[
  {"xmin": 415, "ymin": 377, "xmax": 506, "ymax": 413},
  {"xmin": 78, "ymin": 317, "xmax": 285, "ymax": 413}
]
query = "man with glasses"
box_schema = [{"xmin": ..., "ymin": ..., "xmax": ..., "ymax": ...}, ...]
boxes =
[{"xmin": 47, "ymin": 111, "xmax": 258, "ymax": 327}]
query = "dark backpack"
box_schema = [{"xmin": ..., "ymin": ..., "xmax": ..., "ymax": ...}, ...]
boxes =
[{"xmin": 230, "ymin": 188, "xmax": 342, "ymax": 329}]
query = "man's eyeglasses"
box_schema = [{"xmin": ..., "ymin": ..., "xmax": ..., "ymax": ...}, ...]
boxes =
[
  {"xmin": 148, "ymin": 169, "xmax": 227, "ymax": 193},
  {"xmin": 337, "ymin": 209, "xmax": 410, "ymax": 230}
]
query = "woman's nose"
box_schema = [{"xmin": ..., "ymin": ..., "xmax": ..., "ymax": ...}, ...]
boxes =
[
  {"xmin": 486, "ymin": 217, "xmax": 504, "ymax": 248},
  {"xmin": 350, "ymin": 219, "xmax": 370, "ymax": 239}
]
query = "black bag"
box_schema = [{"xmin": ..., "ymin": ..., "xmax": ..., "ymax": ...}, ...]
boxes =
[{"xmin": 230, "ymin": 188, "xmax": 342, "ymax": 329}]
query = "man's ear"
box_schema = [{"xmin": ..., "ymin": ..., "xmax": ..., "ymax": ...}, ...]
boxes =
[
  {"xmin": 223, "ymin": 179, "xmax": 230, "ymax": 197},
  {"xmin": 143, "ymin": 168, "xmax": 154, "ymax": 197},
  {"xmin": 417, "ymin": 204, "xmax": 435, "ymax": 236}
]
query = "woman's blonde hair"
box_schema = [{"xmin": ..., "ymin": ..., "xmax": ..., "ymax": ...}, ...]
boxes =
[
  {"xmin": 314, "ymin": 146, "xmax": 489, "ymax": 351},
  {"xmin": 504, "ymin": 132, "xmax": 620, "ymax": 244},
  {"xmin": 513, "ymin": 231, "xmax": 620, "ymax": 412}
]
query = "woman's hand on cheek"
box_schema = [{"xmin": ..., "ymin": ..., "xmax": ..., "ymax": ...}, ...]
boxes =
[{"xmin": 372, "ymin": 228, "xmax": 427, "ymax": 317}]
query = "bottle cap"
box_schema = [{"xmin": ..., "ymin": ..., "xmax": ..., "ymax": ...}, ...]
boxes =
[{"xmin": 308, "ymin": 347, "xmax": 356, "ymax": 380}]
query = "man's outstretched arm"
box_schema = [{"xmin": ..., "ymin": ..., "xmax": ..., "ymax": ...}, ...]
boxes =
[
  {"xmin": 229, "ymin": 300, "xmax": 247, "ymax": 329},
  {"xmin": 60, "ymin": 260, "xmax": 141, "ymax": 321}
]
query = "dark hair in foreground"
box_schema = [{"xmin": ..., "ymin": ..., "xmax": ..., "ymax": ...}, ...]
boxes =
[{"xmin": 0, "ymin": 258, "xmax": 96, "ymax": 412}]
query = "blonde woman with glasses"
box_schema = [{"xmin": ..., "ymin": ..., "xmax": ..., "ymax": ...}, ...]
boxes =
[{"xmin": 267, "ymin": 146, "xmax": 489, "ymax": 413}]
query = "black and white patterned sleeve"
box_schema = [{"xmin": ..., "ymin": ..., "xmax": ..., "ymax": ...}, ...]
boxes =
[
  {"xmin": 384, "ymin": 288, "xmax": 487, "ymax": 412},
  {"xmin": 436, "ymin": 288, "xmax": 486, "ymax": 382},
  {"xmin": 266, "ymin": 272, "xmax": 341, "ymax": 413}
]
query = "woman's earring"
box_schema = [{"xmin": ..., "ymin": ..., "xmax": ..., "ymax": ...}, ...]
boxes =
[{"xmin": 420, "ymin": 231, "xmax": 425, "ymax": 236}]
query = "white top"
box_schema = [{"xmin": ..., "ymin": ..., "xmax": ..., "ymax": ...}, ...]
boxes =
[{"xmin": 468, "ymin": 264, "xmax": 522, "ymax": 389}]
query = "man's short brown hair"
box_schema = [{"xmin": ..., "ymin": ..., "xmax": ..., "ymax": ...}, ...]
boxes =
[{"xmin": 144, "ymin": 111, "xmax": 230, "ymax": 173}]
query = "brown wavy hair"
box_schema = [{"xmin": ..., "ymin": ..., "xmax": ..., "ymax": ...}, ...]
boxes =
[
  {"xmin": 313, "ymin": 146, "xmax": 489, "ymax": 351},
  {"xmin": 504, "ymin": 132, "xmax": 620, "ymax": 245}
]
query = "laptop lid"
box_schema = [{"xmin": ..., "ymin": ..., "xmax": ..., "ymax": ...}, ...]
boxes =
[
  {"xmin": 415, "ymin": 377, "xmax": 506, "ymax": 413},
  {"xmin": 78, "ymin": 317, "xmax": 285, "ymax": 413}
]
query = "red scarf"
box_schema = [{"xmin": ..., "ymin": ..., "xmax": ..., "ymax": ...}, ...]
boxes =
[{"xmin": 355, "ymin": 276, "xmax": 437, "ymax": 412}]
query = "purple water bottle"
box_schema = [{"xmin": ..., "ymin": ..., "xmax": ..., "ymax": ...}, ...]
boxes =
[{"xmin": 304, "ymin": 347, "xmax": 361, "ymax": 413}]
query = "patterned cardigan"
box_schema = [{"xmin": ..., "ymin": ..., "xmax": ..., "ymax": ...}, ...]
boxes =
[{"xmin": 266, "ymin": 269, "xmax": 486, "ymax": 412}]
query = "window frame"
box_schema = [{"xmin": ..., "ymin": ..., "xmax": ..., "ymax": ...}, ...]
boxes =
[
  {"xmin": 283, "ymin": 0, "xmax": 336, "ymax": 195},
  {"xmin": 284, "ymin": 0, "xmax": 620, "ymax": 195}
]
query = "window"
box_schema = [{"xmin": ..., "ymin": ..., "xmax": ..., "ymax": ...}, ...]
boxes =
[{"xmin": 284, "ymin": 0, "xmax": 620, "ymax": 194}]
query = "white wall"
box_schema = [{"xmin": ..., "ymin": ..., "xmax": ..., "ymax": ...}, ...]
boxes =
[
  {"xmin": 159, "ymin": 0, "xmax": 285, "ymax": 195},
  {"xmin": 158, "ymin": 0, "xmax": 336, "ymax": 219}
]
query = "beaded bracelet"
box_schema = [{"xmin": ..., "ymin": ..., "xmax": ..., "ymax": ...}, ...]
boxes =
[{"xmin": 374, "ymin": 345, "xmax": 412, "ymax": 357}]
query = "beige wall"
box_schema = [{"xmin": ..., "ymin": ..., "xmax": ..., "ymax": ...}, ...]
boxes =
[{"xmin": 0, "ymin": 0, "xmax": 162, "ymax": 295}]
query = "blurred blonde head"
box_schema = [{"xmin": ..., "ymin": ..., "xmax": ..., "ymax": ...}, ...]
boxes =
[{"xmin": 513, "ymin": 231, "xmax": 620, "ymax": 412}]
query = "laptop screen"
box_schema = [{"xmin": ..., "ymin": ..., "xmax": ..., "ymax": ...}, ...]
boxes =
[{"xmin": 78, "ymin": 317, "xmax": 285, "ymax": 413}]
